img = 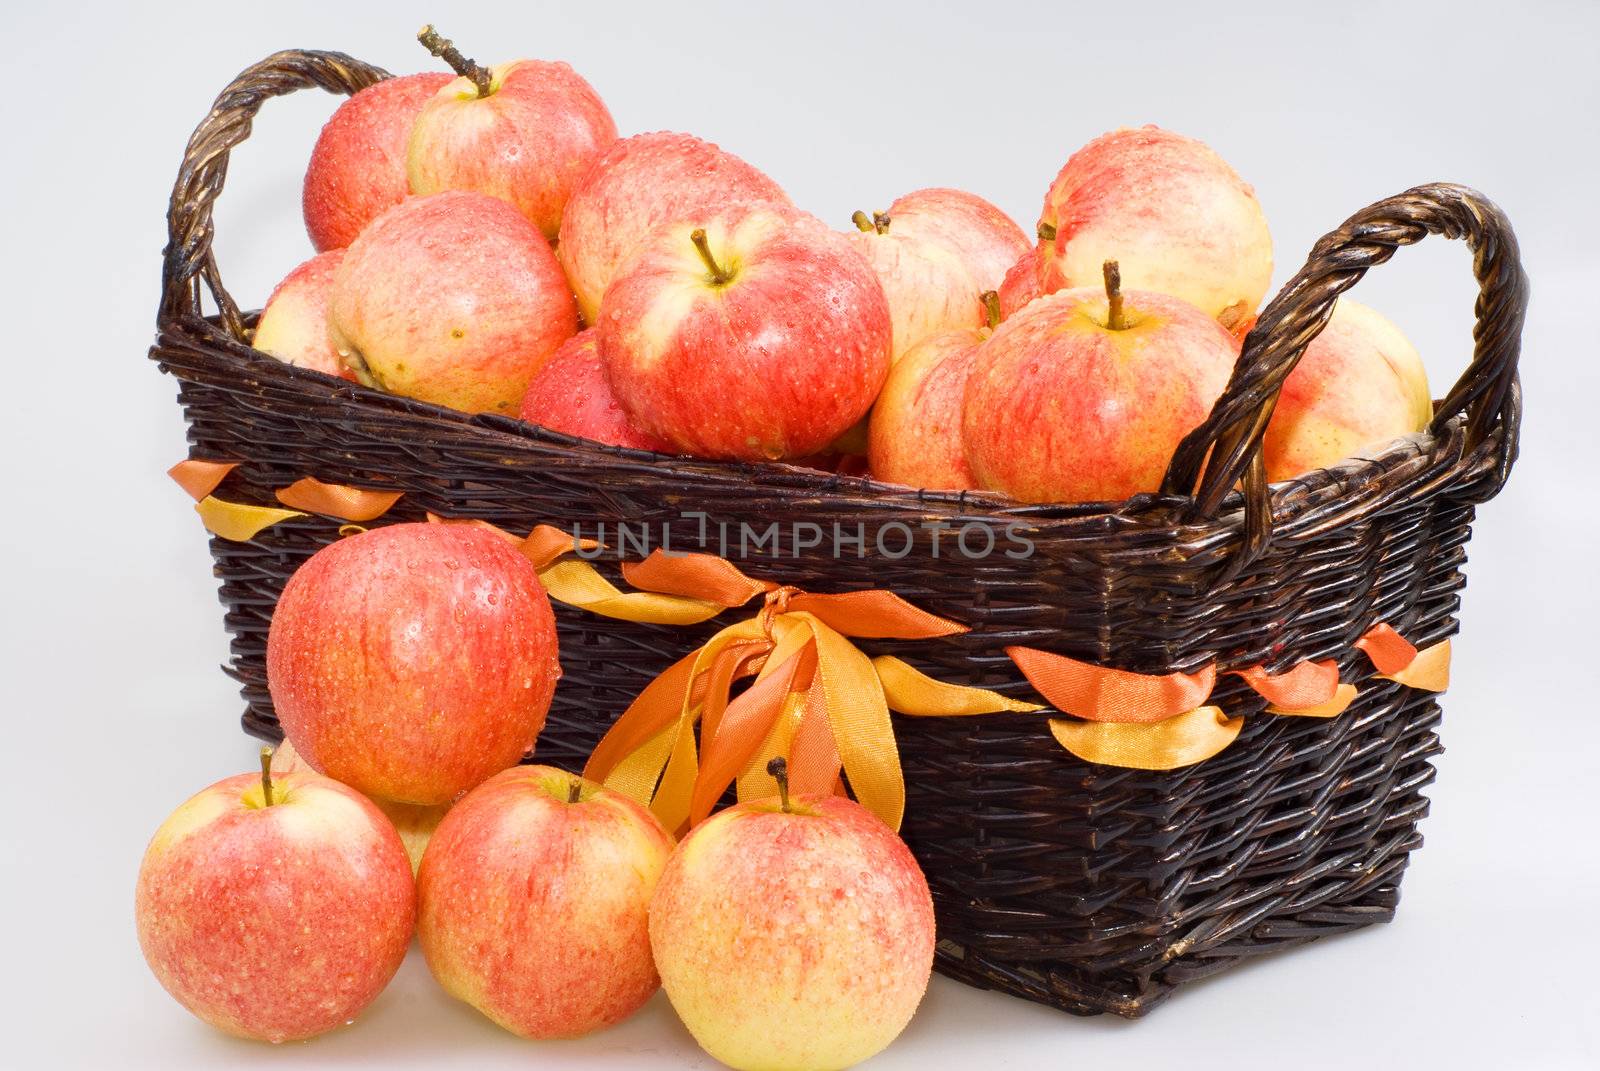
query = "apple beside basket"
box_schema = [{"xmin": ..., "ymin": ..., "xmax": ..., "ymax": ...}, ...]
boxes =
[{"xmin": 152, "ymin": 50, "xmax": 1526, "ymax": 1018}]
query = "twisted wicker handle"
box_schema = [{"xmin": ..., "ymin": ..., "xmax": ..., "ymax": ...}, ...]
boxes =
[
  {"xmin": 1162, "ymin": 183, "xmax": 1527, "ymax": 567},
  {"xmin": 159, "ymin": 50, "xmax": 391, "ymax": 336}
]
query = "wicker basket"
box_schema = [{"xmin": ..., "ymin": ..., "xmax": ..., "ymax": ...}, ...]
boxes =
[{"xmin": 153, "ymin": 50, "xmax": 1527, "ymax": 1018}]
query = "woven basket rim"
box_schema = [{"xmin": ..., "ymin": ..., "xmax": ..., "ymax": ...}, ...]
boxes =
[{"xmin": 153, "ymin": 309, "xmax": 1512, "ymax": 550}]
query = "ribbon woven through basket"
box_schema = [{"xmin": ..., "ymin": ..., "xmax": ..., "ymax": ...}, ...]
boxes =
[{"xmin": 169, "ymin": 462, "xmax": 1454, "ymax": 828}]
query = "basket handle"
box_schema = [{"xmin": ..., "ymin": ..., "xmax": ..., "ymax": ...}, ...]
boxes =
[
  {"xmin": 159, "ymin": 50, "xmax": 392, "ymax": 337},
  {"xmin": 1161, "ymin": 183, "xmax": 1527, "ymax": 568}
]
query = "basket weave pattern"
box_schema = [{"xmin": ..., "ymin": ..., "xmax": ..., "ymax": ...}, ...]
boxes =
[{"xmin": 153, "ymin": 51, "xmax": 1526, "ymax": 1017}]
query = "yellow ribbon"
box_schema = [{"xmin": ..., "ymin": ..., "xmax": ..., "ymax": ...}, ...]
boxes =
[{"xmin": 1049, "ymin": 706, "xmax": 1243, "ymax": 770}]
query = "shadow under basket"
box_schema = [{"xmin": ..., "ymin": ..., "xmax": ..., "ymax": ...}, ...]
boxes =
[{"xmin": 153, "ymin": 50, "xmax": 1527, "ymax": 1018}]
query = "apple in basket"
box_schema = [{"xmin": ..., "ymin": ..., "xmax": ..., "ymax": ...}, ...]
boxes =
[
  {"xmin": 868, "ymin": 290, "xmax": 1002, "ymax": 490},
  {"xmin": 406, "ymin": 26, "xmax": 617, "ymax": 240},
  {"xmin": 963, "ymin": 261, "xmax": 1238, "ymax": 503},
  {"xmin": 266, "ymin": 521, "xmax": 561, "ymax": 806},
  {"xmin": 519, "ymin": 329, "xmax": 673, "ymax": 452},
  {"xmin": 252, "ymin": 250, "xmax": 353, "ymax": 380},
  {"xmin": 598, "ymin": 207, "xmax": 892, "ymax": 461},
  {"xmin": 270, "ymin": 737, "xmax": 447, "ymax": 875},
  {"xmin": 558, "ymin": 131, "xmax": 793, "ymax": 322},
  {"xmin": 302, "ymin": 71, "xmax": 452, "ymax": 252},
  {"xmin": 329, "ymin": 190, "xmax": 577, "ymax": 414},
  {"xmin": 846, "ymin": 187, "xmax": 1029, "ymax": 363},
  {"xmin": 1035, "ymin": 125, "xmax": 1274, "ymax": 332},
  {"xmin": 997, "ymin": 242, "xmax": 1048, "ymax": 320},
  {"xmin": 1263, "ymin": 298, "xmax": 1433, "ymax": 481},
  {"xmin": 135, "ymin": 752, "xmax": 415, "ymax": 1042},
  {"xmin": 650, "ymin": 760, "xmax": 935, "ymax": 1071},
  {"xmin": 418, "ymin": 767, "xmax": 675, "ymax": 1039}
]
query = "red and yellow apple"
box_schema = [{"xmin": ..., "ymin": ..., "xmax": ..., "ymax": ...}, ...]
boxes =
[
  {"xmin": 1038, "ymin": 125, "xmax": 1272, "ymax": 331},
  {"xmin": 252, "ymin": 251, "xmax": 353, "ymax": 381},
  {"xmin": 330, "ymin": 190, "xmax": 577, "ymax": 414},
  {"xmin": 558, "ymin": 131, "xmax": 793, "ymax": 322},
  {"xmin": 407, "ymin": 28, "xmax": 616, "ymax": 239},
  {"xmin": 847, "ymin": 187, "xmax": 1028, "ymax": 363},
  {"xmin": 519, "ymin": 329, "xmax": 672, "ymax": 452},
  {"xmin": 302, "ymin": 72, "xmax": 452, "ymax": 252},
  {"xmin": 997, "ymin": 243, "xmax": 1048, "ymax": 320},
  {"xmin": 878, "ymin": 187, "xmax": 1030, "ymax": 293},
  {"xmin": 135, "ymin": 757, "xmax": 415, "ymax": 1042},
  {"xmin": 963, "ymin": 263, "xmax": 1238, "ymax": 503},
  {"xmin": 270, "ymin": 738, "xmax": 447, "ymax": 875},
  {"xmin": 1263, "ymin": 298, "xmax": 1431, "ymax": 481},
  {"xmin": 266, "ymin": 522, "xmax": 561, "ymax": 806},
  {"xmin": 649, "ymin": 762, "xmax": 934, "ymax": 1071},
  {"xmin": 868, "ymin": 292, "xmax": 1000, "ymax": 490},
  {"xmin": 598, "ymin": 208, "xmax": 891, "ymax": 460},
  {"xmin": 418, "ymin": 766, "xmax": 674, "ymax": 1039}
]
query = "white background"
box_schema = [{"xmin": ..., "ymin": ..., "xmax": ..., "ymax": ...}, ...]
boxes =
[{"xmin": 4, "ymin": 1, "xmax": 1598, "ymax": 1067}]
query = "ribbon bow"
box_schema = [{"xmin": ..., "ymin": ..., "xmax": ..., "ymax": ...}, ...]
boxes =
[{"xmin": 578, "ymin": 551, "xmax": 1037, "ymax": 834}]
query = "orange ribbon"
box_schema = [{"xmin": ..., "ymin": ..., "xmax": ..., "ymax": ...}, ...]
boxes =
[
  {"xmin": 167, "ymin": 459, "xmax": 237, "ymax": 500},
  {"xmin": 276, "ymin": 477, "xmax": 403, "ymax": 522},
  {"xmin": 1231, "ymin": 660, "xmax": 1358, "ymax": 717},
  {"xmin": 1356, "ymin": 623, "xmax": 1418, "ymax": 675},
  {"xmin": 1006, "ymin": 646, "xmax": 1216, "ymax": 723}
]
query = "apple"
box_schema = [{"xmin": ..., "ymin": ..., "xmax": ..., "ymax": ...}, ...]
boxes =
[
  {"xmin": 418, "ymin": 766, "xmax": 674, "ymax": 1039},
  {"xmin": 330, "ymin": 190, "xmax": 577, "ymax": 415},
  {"xmin": 1263, "ymin": 298, "xmax": 1432, "ymax": 481},
  {"xmin": 557, "ymin": 131, "xmax": 793, "ymax": 323},
  {"xmin": 302, "ymin": 72, "xmax": 452, "ymax": 252},
  {"xmin": 407, "ymin": 26, "xmax": 617, "ymax": 240},
  {"xmin": 270, "ymin": 738, "xmax": 447, "ymax": 876},
  {"xmin": 598, "ymin": 208, "xmax": 891, "ymax": 461},
  {"xmin": 1037, "ymin": 125, "xmax": 1272, "ymax": 331},
  {"xmin": 963, "ymin": 261, "xmax": 1238, "ymax": 503},
  {"xmin": 135, "ymin": 752, "xmax": 414, "ymax": 1042},
  {"xmin": 878, "ymin": 187, "xmax": 1030, "ymax": 292},
  {"xmin": 266, "ymin": 521, "xmax": 561, "ymax": 806},
  {"xmin": 252, "ymin": 251, "xmax": 353, "ymax": 381},
  {"xmin": 997, "ymin": 243, "xmax": 1047, "ymax": 320},
  {"xmin": 519, "ymin": 329, "xmax": 673, "ymax": 452},
  {"xmin": 868, "ymin": 291, "xmax": 1000, "ymax": 490},
  {"xmin": 650, "ymin": 759, "xmax": 934, "ymax": 1071},
  {"xmin": 847, "ymin": 187, "xmax": 1028, "ymax": 363}
]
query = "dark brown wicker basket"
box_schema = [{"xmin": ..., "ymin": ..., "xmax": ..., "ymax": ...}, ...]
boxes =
[{"xmin": 153, "ymin": 50, "xmax": 1526, "ymax": 1018}]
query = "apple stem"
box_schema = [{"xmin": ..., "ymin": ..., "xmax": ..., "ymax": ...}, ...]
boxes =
[
  {"xmin": 981, "ymin": 290, "xmax": 1001, "ymax": 330},
  {"xmin": 417, "ymin": 24, "xmax": 493, "ymax": 98},
  {"xmin": 850, "ymin": 210, "xmax": 875, "ymax": 233},
  {"xmin": 1103, "ymin": 260, "xmax": 1126, "ymax": 331},
  {"xmin": 259, "ymin": 746, "xmax": 275, "ymax": 807},
  {"xmin": 766, "ymin": 756, "xmax": 792, "ymax": 813},
  {"xmin": 568, "ymin": 777, "xmax": 583, "ymax": 804},
  {"xmin": 689, "ymin": 228, "xmax": 733, "ymax": 285},
  {"xmin": 1037, "ymin": 221, "xmax": 1057, "ymax": 243}
]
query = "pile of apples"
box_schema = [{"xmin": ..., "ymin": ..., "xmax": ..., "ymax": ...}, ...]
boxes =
[
  {"xmin": 254, "ymin": 27, "xmax": 1433, "ymax": 506},
  {"xmin": 136, "ymin": 521, "xmax": 935, "ymax": 1070}
]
